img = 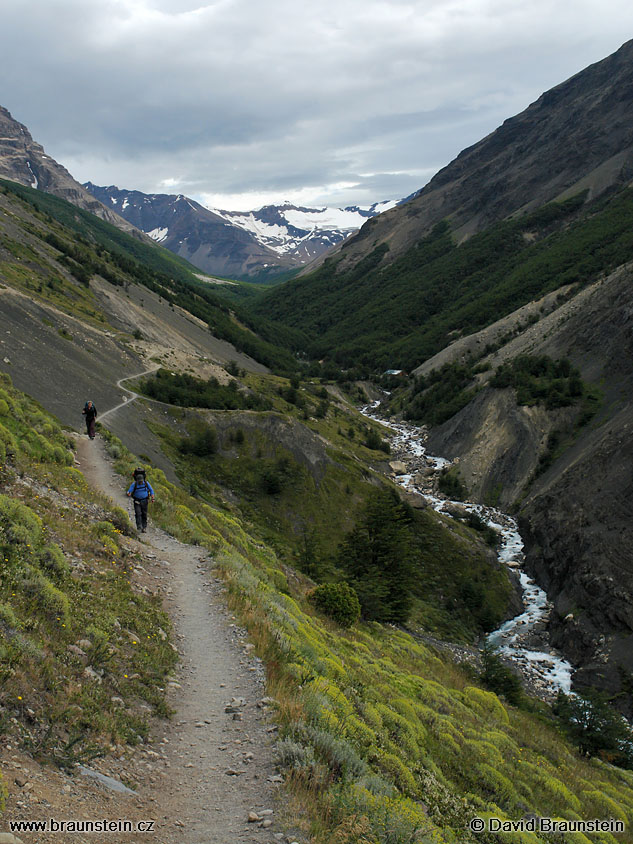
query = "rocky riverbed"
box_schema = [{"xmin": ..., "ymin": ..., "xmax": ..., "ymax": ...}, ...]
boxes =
[{"xmin": 362, "ymin": 401, "xmax": 574, "ymax": 702}]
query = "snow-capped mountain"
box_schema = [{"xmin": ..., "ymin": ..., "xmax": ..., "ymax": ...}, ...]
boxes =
[
  {"xmin": 212, "ymin": 201, "xmax": 398, "ymax": 264},
  {"xmin": 83, "ymin": 182, "xmax": 400, "ymax": 282}
]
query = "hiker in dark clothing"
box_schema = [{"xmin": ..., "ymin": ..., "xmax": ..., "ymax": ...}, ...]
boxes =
[
  {"xmin": 82, "ymin": 401, "xmax": 98, "ymax": 439},
  {"xmin": 126, "ymin": 468, "xmax": 155, "ymax": 533}
]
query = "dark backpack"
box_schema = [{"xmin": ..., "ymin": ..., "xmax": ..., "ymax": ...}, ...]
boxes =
[{"xmin": 131, "ymin": 468, "xmax": 147, "ymax": 495}]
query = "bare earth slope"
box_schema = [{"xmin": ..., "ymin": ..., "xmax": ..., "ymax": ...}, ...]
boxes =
[{"xmin": 424, "ymin": 263, "xmax": 633, "ymax": 712}]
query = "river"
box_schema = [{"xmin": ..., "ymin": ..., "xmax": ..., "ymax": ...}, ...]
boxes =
[{"xmin": 361, "ymin": 401, "xmax": 573, "ymax": 701}]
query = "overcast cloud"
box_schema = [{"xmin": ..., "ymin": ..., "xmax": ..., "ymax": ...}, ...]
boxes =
[{"xmin": 2, "ymin": 0, "xmax": 633, "ymax": 209}]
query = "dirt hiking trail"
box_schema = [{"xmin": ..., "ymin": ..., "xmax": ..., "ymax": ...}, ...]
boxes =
[{"xmin": 73, "ymin": 435, "xmax": 281, "ymax": 844}]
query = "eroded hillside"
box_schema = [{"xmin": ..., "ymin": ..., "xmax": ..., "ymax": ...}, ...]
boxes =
[{"xmin": 395, "ymin": 262, "xmax": 633, "ymax": 714}]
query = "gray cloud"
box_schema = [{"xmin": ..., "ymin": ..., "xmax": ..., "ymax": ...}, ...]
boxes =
[{"xmin": 2, "ymin": 0, "xmax": 633, "ymax": 209}]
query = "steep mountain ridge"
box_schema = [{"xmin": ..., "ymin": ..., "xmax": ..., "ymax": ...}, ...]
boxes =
[
  {"xmin": 0, "ymin": 105, "xmax": 142, "ymax": 238},
  {"xmin": 330, "ymin": 37, "xmax": 633, "ymax": 272},
  {"xmin": 84, "ymin": 182, "xmax": 398, "ymax": 281}
]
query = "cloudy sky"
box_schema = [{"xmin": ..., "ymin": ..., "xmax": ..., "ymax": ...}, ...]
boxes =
[{"xmin": 2, "ymin": 1, "xmax": 632, "ymax": 210}]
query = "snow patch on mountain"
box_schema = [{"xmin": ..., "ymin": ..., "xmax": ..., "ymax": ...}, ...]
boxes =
[
  {"xmin": 210, "ymin": 200, "xmax": 398, "ymax": 259},
  {"xmin": 148, "ymin": 227, "xmax": 169, "ymax": 242}
]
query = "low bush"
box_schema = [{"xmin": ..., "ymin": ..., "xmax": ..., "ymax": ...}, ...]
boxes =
[
  {"xmin": 309, "ymin": 582, "xmax": 361, "ymax": 628},
  {"xmin": 437, "ymin": 467, "xmax": 468, "ymax": 501}
]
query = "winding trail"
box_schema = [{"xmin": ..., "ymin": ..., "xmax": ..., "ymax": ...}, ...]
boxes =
[
  {"xmin": 74, "ymin": 417, "xmax": 279, "ymax": 842},
  {"xmin": 98, "ymin": 366, "xmax": 161, "ymax": 423}
]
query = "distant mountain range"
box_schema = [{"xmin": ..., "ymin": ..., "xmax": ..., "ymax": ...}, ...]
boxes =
[
  {"xmin": 0, "ymin": 103, "xmax": 401, "ymax": 283},
  {"xmin": 83, "ymin": 183, "xmax": 400, "ymax": 282}
]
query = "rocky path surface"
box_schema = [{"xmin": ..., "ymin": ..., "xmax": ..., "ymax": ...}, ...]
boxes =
[{"xmin": 72, "ymin": 435, "xmax": 281, "ymax": 843}]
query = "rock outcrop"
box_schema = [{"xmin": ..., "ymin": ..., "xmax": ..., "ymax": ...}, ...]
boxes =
[{"xmin": 0, "ymin": 106, "xmax": 141, "ymax": 236}]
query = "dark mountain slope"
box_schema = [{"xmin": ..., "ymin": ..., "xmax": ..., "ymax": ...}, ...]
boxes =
[
  {"xmin": 253, "ymin": 39, "xmax": 633, "ymax": 372},
  {"xmin": 253, "ymin": 187, "xmax": 633, "ymax": 370},
  {"xmin": 331, "ymin": 37, "xmax": 633, "ymax": 271}
]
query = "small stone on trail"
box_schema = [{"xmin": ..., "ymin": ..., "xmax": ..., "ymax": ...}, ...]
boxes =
[{"xmin": 248, "ymin": 812, "xmax": 261, "ymax": 823}]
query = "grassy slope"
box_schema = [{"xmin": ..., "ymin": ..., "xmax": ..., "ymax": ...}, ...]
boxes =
[
  {"xmin": 250, "ymin": 188, "xmax": 633, "ymax": 371},
  {"xmin": 0, "ymin": 178, "xmax": 301, "ymax": 371},
  {"xmin": 0, "ymin": 375, "xmax": 175, "ymax": 791}
]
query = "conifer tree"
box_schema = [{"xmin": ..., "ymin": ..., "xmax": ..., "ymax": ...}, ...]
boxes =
[{"xmin": 339, "ymin": 488, "xmax": 415, "ymax": 623}]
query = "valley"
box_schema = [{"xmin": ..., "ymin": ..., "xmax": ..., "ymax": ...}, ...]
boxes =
[
  {"xmin": 83, "ymin": 183, "xmax": 400, "ymax": 284},
  {"xmin": 2, "ymin": 34, "xmax": 633, "ymax": 844}
]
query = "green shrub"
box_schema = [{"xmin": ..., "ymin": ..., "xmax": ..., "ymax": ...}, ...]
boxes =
[
  {"xmin": 51, "ymin": 444, "xmax": 72, "ymax": 465},
  {"xmin": 0, "ymin": 422, "xmax": 17, "ymax": 458},
  {"xmin": 553, "ymin": 690, "xmax": 633, "ymax": 767},
  {"xmin": 276, "ymin": 737, "xmax": 318, "ymax": 774},
  {"xmin": 0, "ymin": 601, "xmax": 20, "ymax": 629},
  {"xmin": 437, "ymin": 467, "xmax": 468, "ymax": 501},
  {"xmin": 475, "ymin": 762, "xmax": 518, "ymax": 804},
  {"xmin": 110, "ymin": 506, "xmax": 133, "ymax": 535},
  {"xmin": 21, "ymin": 569, "xmax": 70, "ymax": 625},
  {"xmin": 373, "ymin": 751, "xmax": 418, "ymax": 796},
  {"xmin": 340, "ymin": 488, "xmax": 415, "ymax": 623},
  {"xmin": 179, "ymin": 424, "xmax": 219, "ymax": 457},
  {"xmin": 480, "ymin": 645, "xmax": 523, "ymax": 706},
  {"xmin": 364, "ymin": 428, "xmax": 390, "ymax": 453},
  {"xmin": 309, "ymin": 582, "xmax": 361, "ymax": 627},
  {"xmin": 304, "ymin": 724, "xmax": 369, "ymax": 781},
  {"xmin": 464, "ymin": 685, "xmax": 510, "ymax": 724},
  {"xmin": 0, "ymin": 494, "xmax": 43, "ymax": 558},
  {"xmin": 40, "ymin": 544, "xmax": 70, "ymax": 579}
]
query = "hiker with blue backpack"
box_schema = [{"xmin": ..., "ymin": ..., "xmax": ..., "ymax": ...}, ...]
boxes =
[{"xmin": 126, "ymin": 467, "xmax": 155, "ymax": 533}]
